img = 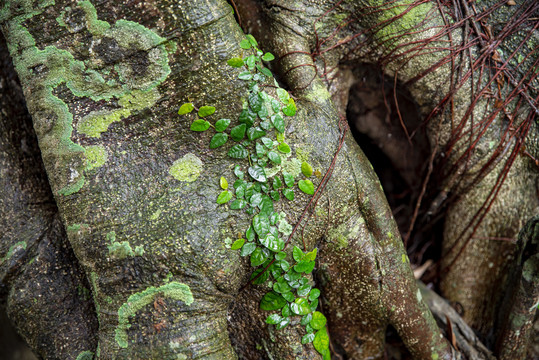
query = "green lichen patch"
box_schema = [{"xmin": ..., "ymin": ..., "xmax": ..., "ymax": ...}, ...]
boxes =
[
  {"xmin": 169, "ymin": 153, "xmax": 204, "ymax": 182},
  {"xmin": 85, "ymin": 144, "xmax": 108, "ymax": 170},
  {"xmin": 3, "ymin": 0, "xmax": 173, "ymax": 195},
  {"xmin": 75, "ymin": 350, "xmax": 94, "ymax": 360},
  {"xmin": 66, "ymin": 223, "xmax": 89, "ymax": 232},
  {"xmin": 281, "ymin": 157, "xmax": 302, "ymax": 177},
  {"xmin": 375, "ymin": 0, "xmax": 434, "ymax": 49},
  {"xmin": 106, "ymin": 231, "xmax": 144, "ymax": 259},
  {"xmin": 77, "ymin": 88, "xmax": 161, "ymax": 137},
  {"xmin": 77, "ymin": 108, "xmax": 130, "ymax": 138},
  {"xmin": 326, "ymin": 219, "xmax": 364, "ymax": 249},
  {"xmin": 0, "ymin": 241, "xmax": 27, "ymax": 265},
  {"xmin": 114, "ymin": 282, "xmax": 194, "ymax": 348}
]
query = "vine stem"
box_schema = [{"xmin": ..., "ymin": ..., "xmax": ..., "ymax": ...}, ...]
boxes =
[{"xmin": 244, "ymin": 115, "xmax": 349, "ymax": 289}]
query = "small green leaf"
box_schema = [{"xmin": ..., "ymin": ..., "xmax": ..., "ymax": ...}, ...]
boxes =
[
  {"xmin": 210, "ymin": 133, "xmax": 228, "ymax": 149},
  {"xmin": 261, "ymin": 52, "xmax": 275, "ymax": 61},
  {"xmin": 302, "ymin": 333, "xmax": 315, "ymax": 344},
  {"xmin": 259, "ymin": 120, "xmax": 272, "ymax": 130},
  {"xmin": 178, "ymin": 102, "xmax": 194, "ymax": 115},
  {"xmin": 266, "ymin": 314, "xmax": 282, "ymax": 325},
  {"xmin": 236, "ymin": 184, "xmax": 246, "ymax": 198},
  {"xmin": 276, "ymin": 132, "xmax": 285, "ymax": 143},
  {"xmin": 190, "ymin": 119, "xmax": 211, "ymax": 131},
  {"xmin": 301, "ymin": 162, "xmax": 313, "ymax": 177},
  {"xmin": 249, "ymin": 193, "xmax": 263, "ymax": 207},
  {"xmin": 298, "ymin": 179, "xmax": 315, "ymax": 195},
  {"xmin": 260, "ymin": 291, "xmax": 287, "ymax": 311},
  {"xmin": 271, "ymin": 114, "xmax": 285, "ymax": 133},
  {"xmin": 249, "ymin": 91, "xmax": 263, "ymax": 112},
  {"xmin": 256, "ymin": 142, "xmax": 266, "ymax": 157},
  {"xmin": 261, "ymin": 234, "xmax": 283, "ymax": 252},
  {"xmin": 251, "ymin": 247, "xmax": 269, "ymax": 266},
  {"xmin": 293, "ymin": 246, "xmax": 304, "ymax": 262},
  {"xmin": 231, "ymin": 238, "xmax": 245, "ymax": 250},
  {"xmin": 290, "ymin": 298, "xmax": 311, "ymax": 315},
  {"xmin": 261, "ymin": 137, "xmax": 274, "ymax": 149},
  {"xmin": 247, "ymin": 126, "xmax": 266, "ymax": 141},
  {"xmin": 238, "ymin": 71, "xmax": 252, "ymax": 80},
  {"xmin": 310, "ymin": 298, "xmax": 319, "ymax": 312},
  {"xmin": 253, "ymin": 214, "xmax": 270, "ymax": 237},
  {"xmin": 297, "ymin": 283, "xmax": 312, "ymax": 297},
  {"xmin": 283, "ymin": 172, "xmax": 294, "ymax": 187},
  {"xmin": 282, "ymin": 304, "xmax": 291, "ymax": 317},
  {"xmin": 271, "ymin": 263, "xmax": 283, "ymax": 279},
  {"xmin": 228, "ymin": 144, "xmax": 248, "ymax": 159},
  {"xmin": 310, "ymin": 311, "xmax": 327, "ymax": 330},
  {"xmin": 305, "ymin": 324, "xmax": 314, "ymax": 334},
  {"xmin": 282, "ymin": 291, "xmax": 295, "ymax": 302},
  {"xmin": 230, "ymin": 199, "xmax": 247, "ymax": 209},
  {"xmin": 309, "ymin": 288, "xmax": 321, "ymax": 301},
  {"xmin": 260, "ymin": 67, "xmax": 272, "ymax": 77},
  {"xmin": 259, "ymin": 197, "xmax": 274, "ymax": 216},
  {"xmin": 294, "ymin": 260, "xmax": 315, "ymax": 273},
  {"xmin": 322, "ymin": 349, "xmax": 331, "ymax": 360},
  {"xmin": 270, "ymin": 190, "xmax": 280, "ymax": 201},
  {"xmin": 282, "ymin": 188, "xmax": 294, "ymax": 201},
  {"xmin": 276, "ymin": 88, "xmax": 289, "ymax": 104},
  {"xmin": 239, "ymin": 108, "xmax": 256, "ymax": 127},
  {"xmin": 276, "ymin": 317, "xmax": 290, "ymax": 330},
  {"xmin": 240, "ymin": 39, "xmax": 251, "ymax": 49},
  {"xmin": 273, "ymin": 177, "xmax": 282, "ymax": 190},
  {"xmin": 275, "ymin": 251, "xmax": 287, "ymax": 261},
  {"xmin": 301, "ymin": 313, "xmax": 312, "ymax": 326},
  {"xmin": 245, "ymin": 55, "xmax": 257, "ymax": 70},
  {"xmin": 241, "ymin": 242, "xmax": 256, "ymax": 256},
  {"xmin": 277, "ymin": 142, "xmax": 291, "ymax": 154},
  {"xmin": 257, "ymin": 105, "xmax": 268, "ymax": 119},
  {"xmin": 220, "ymin": 177, "xmax": 228, "ymax": 189},
  {"xmin": 216, "ymin": 191, "xmax": 232, "ymax": 204},
  {"xmin": 281, "ymin": 260, "xmax": 290, "ymax": 271},
  {"xmin": 248, "ymin": 165, "xmax": 267, "ymax": 183},
  {"xmin": 313, "ymin": 327, "xmax": 330, "ymax": 354},
  {"xmin": 198, "ymin": 106, "xmax": 216, "ymax": 117},
  {"xmin": 246, "ymin": 34, "xmax": 258, "ymax": 47},
  {"xmin": 215, "ymin": 118, "xmax": 231, "ymax": 132},
  {"xmin": 270, "ymin": 212, "xmax": 279, "ymax": 226},
  {"xmin": 234, "ymin": 165, "xmax": 244, "ymax": 179},
  {"xmin": 246, "ymin": 226, "xmax": 255, "ymax": 242},
  {"xmin": 267, "ymin": 151, "xmax": 281, "ymax": 165},
  {"xmin": 230, "ymin": 124, "xmax": 247, "ymax": 141},
  {"xmin": 273, "ymin": 279, "xmax": 291, "ymax": 294},
  {"xmin": 305, "ymin": 248, "xmax": 317, "ymax": 262},
  {"xmin": 227, "ymin": 57, "xmax": 244, "ymax": 67},
  {"xmin": 282, "ymin": 98, "xmax": 296, "ymax": 116}
]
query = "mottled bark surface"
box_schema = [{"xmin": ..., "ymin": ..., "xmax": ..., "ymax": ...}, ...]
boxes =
[{"xmin": 0, "ymin": 0, "xmax": 537, "ymax": 359}]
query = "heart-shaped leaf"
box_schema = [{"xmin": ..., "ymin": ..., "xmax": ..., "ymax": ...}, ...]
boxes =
[{"xmin": 210, "ymin": 133, "xmax": 228, "ymax": 149}]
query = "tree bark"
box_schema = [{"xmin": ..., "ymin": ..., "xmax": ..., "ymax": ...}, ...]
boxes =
[{"xmin": 0, "ymin": 0, "xmax": 537, "ymax": 359}]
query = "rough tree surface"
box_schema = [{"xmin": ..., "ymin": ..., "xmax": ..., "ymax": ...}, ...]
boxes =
[{"xmin": 0, "ymin": 0, "xmax": 537, "ymax": 359}]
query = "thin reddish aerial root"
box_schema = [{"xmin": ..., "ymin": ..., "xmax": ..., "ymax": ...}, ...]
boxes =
[{"xmin": 276, "ymin": 0, "xmax": 538, "ymax": 267}]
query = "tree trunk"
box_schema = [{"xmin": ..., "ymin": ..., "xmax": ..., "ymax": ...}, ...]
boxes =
[{"xmin": 0, "ymin": 0, "xmax": 537, "ymax": 359}]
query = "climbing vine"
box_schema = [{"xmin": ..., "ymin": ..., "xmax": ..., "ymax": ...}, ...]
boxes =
[{"xmin": 178, "ymin": 34, "xmax": 330, "ymax": 359}]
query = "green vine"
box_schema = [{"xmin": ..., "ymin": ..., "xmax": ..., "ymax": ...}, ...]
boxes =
[{"xmin": 178, "ymin": 34, "xmax": 330, "ymax": 359}]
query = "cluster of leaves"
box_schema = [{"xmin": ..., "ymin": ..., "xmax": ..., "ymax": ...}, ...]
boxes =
[{"xmin": 178, "ymin": 34, "xmax": 330, "ymax": 359}]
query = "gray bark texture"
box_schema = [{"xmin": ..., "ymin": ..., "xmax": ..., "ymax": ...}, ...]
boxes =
[{"xmin": 0, "ymin": 0, "xmax": 537, "ymax": 359}]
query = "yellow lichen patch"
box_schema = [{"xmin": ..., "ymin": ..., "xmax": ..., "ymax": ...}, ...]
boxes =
[
  {"xmin": 169, "ymin": 153, "xmax": 204, "ymax": 182},
  {"xmin": 77, "ymin": 89, "xmax": 161, "ymax": 137},
  {"xmin": 85, "ymin": 144, "xmax": 108, "ymax": 170}
]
